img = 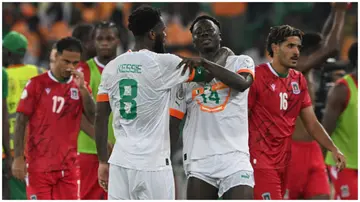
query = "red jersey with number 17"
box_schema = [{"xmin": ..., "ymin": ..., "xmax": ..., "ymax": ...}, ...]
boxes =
[
  {"xmin": 248, "ymin": 63, "xmax": 312, "ymax": 169},
  {"xmin": 17, "ymin": 71, "xmax": 88, "ymax": 173}
]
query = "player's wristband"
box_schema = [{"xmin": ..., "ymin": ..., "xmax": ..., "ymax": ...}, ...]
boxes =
[{"xmin": 191, "ymin": 66, "xmax": 206, "ymax": 82}]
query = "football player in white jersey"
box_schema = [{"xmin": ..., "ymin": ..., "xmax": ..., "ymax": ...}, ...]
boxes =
[
  {"xmin": 94, "ymin": 6, "xmax": 214, "ymax": 200},
  {"xmin": 170, "ymin": 15, "xmax": 255, "ymax": 199}
]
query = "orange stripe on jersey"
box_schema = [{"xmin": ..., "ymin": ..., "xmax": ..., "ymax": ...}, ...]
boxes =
[
  {"xmin": 187, "ymin": 69, "xmax": 196, "ymax": 82},
  {"xmin": 96, "ymin": 94, "xmax": 109, "ymax": 102},
  {"xmin": 169, "ymin": 108, "xmax": 185, "ymax": 120},
  {"xmin": 237, "ymin": 68, "xmax": 255, "ymax": 80}
]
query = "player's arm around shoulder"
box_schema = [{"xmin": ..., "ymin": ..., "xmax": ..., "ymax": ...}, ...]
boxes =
[{"xmin": 206, "ymin": 54, "xmax": 255, "ymax": 92}]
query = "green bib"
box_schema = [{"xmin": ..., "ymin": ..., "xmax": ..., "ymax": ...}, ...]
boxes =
[
  {"xmin": 325, "ymin": 74, "xmax": 358, "ymax": 169},
  {"xmin": 77, "ymin": 58, "xmax": 115, "ymax": 154}
]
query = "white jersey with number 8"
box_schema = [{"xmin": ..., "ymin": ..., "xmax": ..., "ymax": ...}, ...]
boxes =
[{"xmin": 97, "ymin": 49, "xmax": 192, "ymax": 171}]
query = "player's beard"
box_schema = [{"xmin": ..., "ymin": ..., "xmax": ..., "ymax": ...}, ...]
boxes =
[{"xmin": 153, "ymin": 34, "xmax": 165, "ymax": 53}]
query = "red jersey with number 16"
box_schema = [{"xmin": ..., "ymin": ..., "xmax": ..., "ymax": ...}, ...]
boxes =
[
  {"xmin": 248, "ymin": 63, "xmax": 312, "ymax": 169},
  {"xmin": 17, "ymin": 71, "xmax": 88, "ymax": 173}
]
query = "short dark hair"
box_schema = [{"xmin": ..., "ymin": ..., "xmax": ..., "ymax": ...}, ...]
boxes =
[
  {"xmin": 72, "ymin": 23, "xmax": 94, "ymax": 42},
  {"xmin": 128, "ymin": 5, "xmax": 162, "ymax": 37},
  {"xmin": 266, "ymin": 25, "xmax": 304, "ymax": 57},
  {"xmin": 93, "ymin": 21, "xmax": 120, "ymax": 38},
  {"xmin": 348, "ymin": 42, "xmax": 357, "ymax": 67},
  {"xmin": 56, "ymin": 37, "xmax": 83, "ymax": 54},
  {"xmin": 189, "ymin": 15, "xmax": 221, "ymax": 33}
]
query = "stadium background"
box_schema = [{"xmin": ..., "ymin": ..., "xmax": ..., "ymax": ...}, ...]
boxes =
[{"xmin": 2, "ymin": 2, "xmax": 358, "ymax": 199}]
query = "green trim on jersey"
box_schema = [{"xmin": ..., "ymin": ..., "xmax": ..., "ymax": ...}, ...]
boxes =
[
  {"xmin": 269, "ymin": 63, "xmax": 288, "ymax": 78},
  {"xmin": 77, "ymin": 58, "xmax": 115, "ymax": 154},
  {"xmin": 325, "ymin": 74, "xmax": 358, "ymax": 169}
]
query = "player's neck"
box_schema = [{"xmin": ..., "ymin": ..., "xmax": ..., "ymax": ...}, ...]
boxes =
[
  {"xmin": 270, "ymin": 59, "xmax": 289, "ymax": 78},
  {"xmin": 133, "ymin": 39, "xmax": 152, "ymax": 52},
  {"xmin": 199, "ymin": 51, "xmax": 217, "ymax": 62},
  {"xmin": 50, "ymin": 70, "xmax": 68, "ymax": 83},
  {"xmin": 96, "ymin": 55, "xmax": 115, "ymax": 66}
]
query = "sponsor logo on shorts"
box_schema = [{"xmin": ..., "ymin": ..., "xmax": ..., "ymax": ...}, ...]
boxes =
[
  {"xmin": 262, "ymin": 192, "xmax": 271, "ymax": 200},
  {"xmin": 30, "ymin": 195, "xmax": 37, "ymax": 200}
]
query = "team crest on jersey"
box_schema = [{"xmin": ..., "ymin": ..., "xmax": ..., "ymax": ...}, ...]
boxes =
[
  {"xmin": 70, "ymin": 88, "xmax": 79, "ymax": 100},
  {"xmin": 291, "ymin": 82, "xmax": 300, "ymax": 94}
]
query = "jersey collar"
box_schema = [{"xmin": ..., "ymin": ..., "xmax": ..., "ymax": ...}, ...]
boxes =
[
  {"xmin": 267, "ymin": 63, "xmax": 289, "ymax": 78},
  {"xmin": 48, "ymin": 71, "xmax": 73, "ymax": 84},
  {"xmin": 94, "ymin": 57, "xmax": 105, "ymax": 69}
]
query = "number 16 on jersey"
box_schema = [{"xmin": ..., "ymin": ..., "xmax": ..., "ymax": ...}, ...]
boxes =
[{"xmin": 279, "ymin": 92, "xmax": 288, "ymax": 111}]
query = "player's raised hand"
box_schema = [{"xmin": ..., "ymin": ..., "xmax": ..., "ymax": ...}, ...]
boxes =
[
  {"xmin": 332, "ymin": 2, "xmax": 351, "ymax": 10},
  {"xmin": 71, "ymin": 69, "xmax": 85, "ymax": 88},
  {"xmin": 332, "ymin": 149, "xmax": 346, "ymax": 172},
  {"xmin": 11, "ymin": 157, "xmax": 26, "ymax": 181},
  {"xmin": 176, "ymin": 57, "xmax": 203, "ymax": 76},
  {"xmin": 98, "ymin": 163, "xmax": 109, "ymax": 192}
]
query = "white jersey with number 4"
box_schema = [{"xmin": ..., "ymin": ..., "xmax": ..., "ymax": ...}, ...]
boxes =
[
  {"xmin": 97, "ymin": 49, "xmax": 192, "ymax": 171},
  {"xmin": 170, "ymin": 55, "xmax": 255, "ymax": 165}
]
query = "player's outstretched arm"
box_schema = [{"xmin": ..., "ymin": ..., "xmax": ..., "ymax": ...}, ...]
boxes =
[
  {"xmin": 300, "ymin": 106, "xmax": 346, "ymax": 171},
  {"xmin": 12, "ymin": 112, "xmax": 29, "ymax": 181},
  {"xmin": 296, "ymin": 3, "xmax": 347, "ymax": 73}
]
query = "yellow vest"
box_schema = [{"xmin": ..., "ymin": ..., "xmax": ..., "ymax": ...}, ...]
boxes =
[{"xmin": 3, "ymin": 64, "xmax": 45, "ymax": 158}]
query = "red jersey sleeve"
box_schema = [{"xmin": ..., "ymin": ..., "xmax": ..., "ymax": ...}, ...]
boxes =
[
  {"xmin": 300, "ymin": 74, "xmax": 312, "ymax": 109},
  {"xmin": 16, "ymin": 79, "xmax": 38, "ymax": 117},
  {"xmin": 248, "ymin": 79, "xmax": 258, "ymax": 111}
]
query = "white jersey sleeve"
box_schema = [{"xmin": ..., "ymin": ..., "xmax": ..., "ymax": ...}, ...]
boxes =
[
  {"xmin": 234, "ymin": 55, "xmax": 255, "ymax": 78},
  {"xmin": 169, "ymin": 84, "xmax": 187, "ymax": 120},
  {"xmin": 154, "ymin": 54, "xmax": 192, "ymax": 91}
]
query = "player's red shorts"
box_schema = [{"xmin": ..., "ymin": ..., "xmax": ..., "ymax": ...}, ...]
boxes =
[
  {"xmin": 26, "ymin": 167, "xmax": 79, "ymax": 200},
  {"xmin": 253, "ymin": 167, "xmax": 287, "ymax": 200},
  {"xmin": 285, "ymin": 140, "xmax": 330, "ymax": 199},
  {"xmin": 79, "ymin": 153, "xmax": 107, "ymax": 199},
  {"xmin": 328, "ymin": 165, "xmax": 358, "ymax": 200}
]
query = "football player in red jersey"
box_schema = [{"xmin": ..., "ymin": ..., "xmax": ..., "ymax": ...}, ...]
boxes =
[
  {"xmin": 285, "ymin": 3, "xmax": 347, "ymax": 200},
  {"xmin": 11, "ymin": 37, "xmax": 95, "ymax": 200},
  {"xmin": 248, "ymin": 25, "xmax": 346, "ymax": 200}
]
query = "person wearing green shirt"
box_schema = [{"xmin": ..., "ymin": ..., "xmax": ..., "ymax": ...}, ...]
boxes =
[{"xmin": 322, "ymin": 42, "xmax": 358, "ymax": 200}]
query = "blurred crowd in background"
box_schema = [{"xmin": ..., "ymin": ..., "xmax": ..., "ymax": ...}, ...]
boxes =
[
  {"xmin": 3, "ymin": 2, "xmax": 358, "ymax": 67},
  {"xmin": 2, "ymin": 2, "xmax": 358, "ymax": 199}
]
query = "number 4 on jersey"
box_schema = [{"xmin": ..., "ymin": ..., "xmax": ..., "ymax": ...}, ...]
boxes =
[{"xmin": 279, "ymin": 92, "xmax": 288, "ymax": 110}]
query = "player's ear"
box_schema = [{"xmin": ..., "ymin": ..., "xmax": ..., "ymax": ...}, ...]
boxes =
[
  {"xmin": 271, "ymin": 43, "xmax": 279, "ymax": 55},
  {"xmin": 148, "ymin": 30, "xmax": 156, "ymax": 41}
]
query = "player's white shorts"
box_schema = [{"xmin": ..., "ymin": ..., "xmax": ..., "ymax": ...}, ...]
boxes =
[
  {"xmin": 108, "ymin": 164, "xmax": 175, "ymax": 200},
  {"xmin": 185, "ymin": 151, "xmax": 254, "ymax": 197}
]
